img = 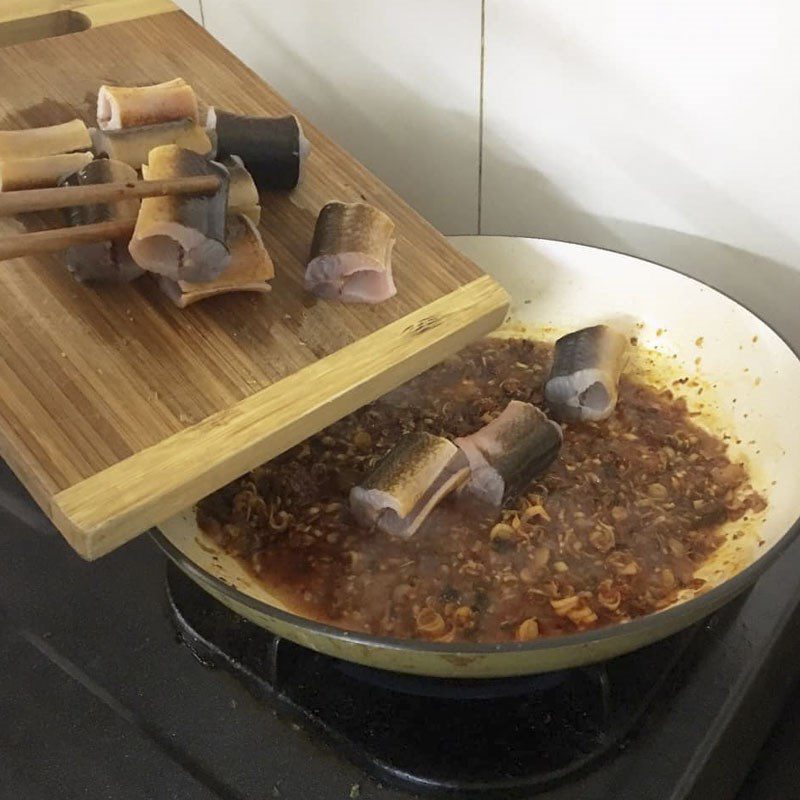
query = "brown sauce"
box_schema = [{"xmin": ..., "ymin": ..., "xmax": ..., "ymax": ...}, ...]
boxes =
[{"xmin": 198, "ymin": 337, "xmax": 765, "ymax": 643}]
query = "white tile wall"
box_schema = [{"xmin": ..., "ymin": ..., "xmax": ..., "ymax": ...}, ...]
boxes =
[
  {"xmin": 172, "ymin": 0, "xmax": 203, "ymax": 25},
  {"xmin": 197, "ymin": 1, "xmax": 800, "ymax": 343},
  {"xmin": 481, "ymin": 0, "xmax": 800, "ymax": 343},
  {"xmin": 202, "ymin": 0, "xmax": 482, "ymax": 234}
]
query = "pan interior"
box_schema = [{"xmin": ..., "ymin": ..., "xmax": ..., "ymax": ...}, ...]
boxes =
[{"xmin": 156, "ymin": 237, "xmax": 800, "ymax": 666}]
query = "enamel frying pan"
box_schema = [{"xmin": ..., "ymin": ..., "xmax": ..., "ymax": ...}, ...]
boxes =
[{"xmin": 153, "ymin": 236, "xmax": 800, "ymax": 678}]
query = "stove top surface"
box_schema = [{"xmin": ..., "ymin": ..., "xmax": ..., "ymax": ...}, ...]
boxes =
[
  {"xmin": 2, "ymin": 461, "xmax": 800, "ymax": 800},
  {"xmin": 167, "ymin": 562, "xmax": 698, "ymax": 797}
]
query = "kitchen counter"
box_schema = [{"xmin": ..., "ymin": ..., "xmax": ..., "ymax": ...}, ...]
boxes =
[{"xmin": 737, "ymin": 688, "xmax": 800, "ymax": 799}]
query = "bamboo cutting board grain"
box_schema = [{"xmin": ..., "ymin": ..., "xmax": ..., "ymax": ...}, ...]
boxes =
[{"xmin": 0, "ymin": 11, "xmax": 509, "ymax": 559}]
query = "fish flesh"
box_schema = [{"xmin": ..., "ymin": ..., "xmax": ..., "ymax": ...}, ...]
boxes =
[
  {"xmin": 61, "ymin": 159, "xmax": 143, "ymax": 283},
  {"xmin": 0, "ymin": 119, "xmax": 91, "ymax": 160},
  {"xmin": 97, "ymin": 78, "xmax": 199, "ymax": 130},
  {"xmin": 455, "ymin": 400, "xmax": 562, "ymax": 507},
  {"xmin": 131, "ymin": 146, "xmax": 230, "ymax": 281},
  {"xmin": 207, "ymin": 108, "xmax": 310, "ymax": 190},
  {"xmin": 350, "ymin": 432, "xmax": 470, "ymax": 539},
  {"xmin": 544, "ymin": 325, "xmax": 628, "ymax": 422},
  {"xmin": 305, "ymin": 201, "xmax": 396, "ymax": 303},
  {"xmin": 222, "ymin": 155, "xmax": 260, "ymax": 225},
  {"xmin": 0, "ymin": 152, "xmax": 93, "ymax": 191},
  {"xmin": 128, "ymin": 145, "xmax": 230, "ymax": 282},
  {"xmin": 157, "ymin": 214, "xmax": 274, "ymax": 307},
  {"xmin": 350, "ymin": 433, "xmax": 470, "ymax": 538},
  {"xmin": 90, "ymin": 119, "xmax": 213, "ymax": 169}
]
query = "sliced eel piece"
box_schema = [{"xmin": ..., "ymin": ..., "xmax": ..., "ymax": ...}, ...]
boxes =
[
  {"xmin": 157, "ymin": 214, "xmax": 274, "ymax": 307},
  {"xmin": 207, "ymin": 108, "xmax": 310, "ymax": 189},
  {"xmin": 97, "ymin": 78, "xmax": 199, "ymax": 130},
  {"xmin": 60, "ymin": 159, "xmax": 144, "ymax": 283},
  {"xmin": 305, "ymin": 201, "xmax": 396, "ymax": 303},
  {"xmin": 0, "ymin": 152, "xmax": 93, "ymax": 191},
  {"xmin": 544, "ymin": 325, "xmax": 628, "ymax": 422},
  {"xmin": 128, "ymin": 145, "xmax": 230, "ymax": 282},
  {"xmin": 0, "ymin": 119, "xmax": 91, "ymax": 160},
  {"xmin": 221, "ymin": 155, "xmax": 260, "ymax": 225},
  {"xmin": 90, "ymin": 119, "xmax": 212, "ymax": 169},
  {"xmin": 350, "ymin": 433, "xmax": 470, "ymax": 539},
  {"xmin": 455, "ymin": 400, "xmax": 563, "ymax": 507}
]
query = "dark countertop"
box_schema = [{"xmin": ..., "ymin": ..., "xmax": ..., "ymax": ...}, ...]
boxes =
[{"xmin": 738, "ymin": 686, "xmax": 800, "ymax": 800}]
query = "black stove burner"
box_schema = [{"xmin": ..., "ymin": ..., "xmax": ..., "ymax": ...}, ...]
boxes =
[
  {"xmin": 166, "ymin": 564, "xmax": 700, "ymax": 798},
  {"xmin": 334, "ymin": 658, "xmax": 568, "ymax": 699}
]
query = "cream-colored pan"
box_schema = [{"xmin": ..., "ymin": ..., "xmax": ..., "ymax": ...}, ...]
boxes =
[{"xmin": 154, "ymin": 236, "xmax": 800, "ymax": 678}]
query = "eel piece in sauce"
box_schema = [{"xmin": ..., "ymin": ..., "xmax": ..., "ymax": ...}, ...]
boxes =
[
  {"xmin": 97, "ymin": 78, "xmax": 199, "ymax": 130},
  {"xmin": 350, "ymin": 432, "xmax": 470, "ymax": 539},
  {"xmin": 544, "ymin": 325, "xmax": 628, "ymax": 422},
  {"xmin": 60, "ymin": 158, "xmax": 144, "ymax": 283},
  {"xmin": 455, "ymin": 400, "xmax": 563, "ymax": 507},
  {"xmin": 0, "ymin": 152, "xmax": 93, "ymax": 191},
  {"xmin": 128, "ymin": 145, "xmax": 230, "ymax": 282},
  {"xmin": 207, "ymin": 108, "xmax": 310, "ymax": 190},
  {"xmin": 157, "ymin": 214, "xmax": 274, "ymax": 307},
  {"xmin": 305, "ymin": 201, "xmax": 396, "ymax": 303},
  {"xmin": 0, "ymin": 119, "xmax": 91, "ymax": 160},
  {"xmin": 222, "ymin": 155, "xmax": 260, "ymax": 225},
  {"xmin": 90, "ymin": 119, "xmax": 213, "ymax": 169}
]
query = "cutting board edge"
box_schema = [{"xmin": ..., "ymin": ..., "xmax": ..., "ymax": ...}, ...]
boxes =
[{"xmin": 51, "ymin": 275, "xmax": 511, "ymax": 560}]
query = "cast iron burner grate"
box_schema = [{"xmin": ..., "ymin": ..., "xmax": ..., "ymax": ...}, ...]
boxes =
[{"xmin": 166, "ymin": 564, "xmax": 699, "ymax": 798}]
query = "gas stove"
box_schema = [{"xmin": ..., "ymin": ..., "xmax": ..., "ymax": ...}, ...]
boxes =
[{"xmin": 2, "ymin": 458, "xmax": 800, "ymax": 800}]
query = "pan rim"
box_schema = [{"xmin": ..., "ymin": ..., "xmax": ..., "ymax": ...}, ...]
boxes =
[{"xmin": 152, "ymin": 235, "xmax": 800, "ymax": 661}]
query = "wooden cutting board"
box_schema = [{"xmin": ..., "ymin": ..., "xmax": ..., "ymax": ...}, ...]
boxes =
[{"xmin": 0, "ymin": 10, "xmax": 508, "ymax": 560}]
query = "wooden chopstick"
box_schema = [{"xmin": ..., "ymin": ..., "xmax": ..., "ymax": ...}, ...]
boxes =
[
  {"xmin": 0, "ymin": 174, "xmax": 222, "ymax": 217},
  {"xmin": 0, "ymin": 219, "xmax": 136, "ymax": 261},
  {"xmin": 0, "ymin": 174, "xmax": 224, "ymax": 261}
]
